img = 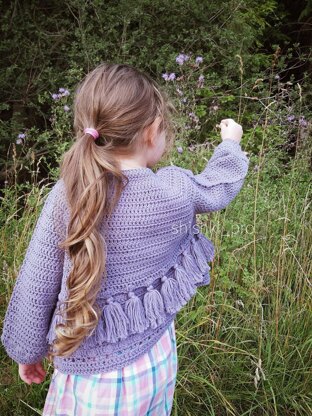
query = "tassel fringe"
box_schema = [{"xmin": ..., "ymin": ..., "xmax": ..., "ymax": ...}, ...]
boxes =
[
  {"xmin": 80, "ymin": 233, "xmax": 214, "ymax": 347},
  {"xmin": 93, "ymin": 317, "xmax": 108, "ymax": 345},
  {"xmin": 46, "ymin": 302, "xmax": 66, "ymax": 344},
  {"xmin": 101, "ymin": 297, "xmax": 130, "ymax": 343},
  {"xmin": 197, "ymin": 234, "xmax": 215, "ymax": 261},
  {"xmin": 160, "ymin": 275, "xmax": 185, "ymax": 314},
  {"xmin": 181, "ymin": 248, "xmax": 204, "ymax": 284},
  {"xmin": 174, "ymin": 264, "xmax": 197, "ymax": 301},
  {"xmin": 190, "ymin": 237, "xmax": 209, "ymax": 273},
  {"xmin": 143, "ymin": 285, "xmax": 166, "ymax": 329},
  {"xmin": 125, "ymin": 292, "xmax": 149, "ymax": 334}
]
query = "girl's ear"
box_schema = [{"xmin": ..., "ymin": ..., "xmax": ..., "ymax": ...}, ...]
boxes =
[{"xmin": 145, "ymin": 117, "xmax": 162, "ymax": 146}]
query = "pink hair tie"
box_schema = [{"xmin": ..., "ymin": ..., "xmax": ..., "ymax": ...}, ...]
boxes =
[{"xmin": 84, "ymin": 127, "xmax": 99, "ymax": 140}]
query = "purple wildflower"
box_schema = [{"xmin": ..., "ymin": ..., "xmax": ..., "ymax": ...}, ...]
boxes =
[
  {"xmin": 287, "ymin": 115, "xmax": 295, "ymax": 122},
  {"xmin": 162, "ymin": 73, "xmax": 169, "ymax": 81},
  {"xmin": 55, "ymin": 88, "xmax": 70, "ymax": 97},
  {"xmin": 176, "ymin": 55, "xmax": 184, "ymax": 65},
  {"xmin": 177, "ymin": 146, "xmax": 183, "ymax": 153},
  {"xmin": 168, "ymin": 73, "xmax": 176, "ymax": 81},
  {"xmin": 197, "ymin": 74, "xmax": 205, "ymax": 88},
  {"xmin": 189, "ymin": 112, "xmax": 199, "ymax": 123},
  {"xmin": 176, "ymin": 53, "xmax": 190, "ymax": 65},
  {"xmin": 63, "ymin": 105, "xmax": 70, "ymax": 112},
  {"xmin": 299, "ymin": 116, "xmax": 308, "ymax": 127},
  {"xmin": 195, "ymin": 56, "xmax": 203, "ymax": 64},
  {"xmin": 18, "ymin": 133, "xmax": 26, "ymax": 139}
]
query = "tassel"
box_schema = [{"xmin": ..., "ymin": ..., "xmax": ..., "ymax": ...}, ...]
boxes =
[
  {"xmin": 160, "ymin": 275, "xmax": 184, "ymax": 314},
  {"xmin": 143, "ymin": 285, "xmax": 166, "ymax": 329},
  {"xmin": 125, "ymin": 291, "xmax": 150, "ymax": 334},
  {"xmin": 46, "ymin": 313, "xmax": 58, "ymax": 344},
  {"xmin": 197, "ymin": 233, "xmax": 215, "ymax": 261},
  {"xmin": 101, "ymin": 297, "xmax": 130, "ymax": 343},
  {"xmin": 46, "ymin": 302, "xmax": 66, "ymax": 344},
  {"xmin": 174, "ymin": 264, "xmax": 197, "ymax": 301},
  {"xmin": 93, "ymin": 315, "xmax": 107, "ymax": 345},
  {"xmin": 181, "ymin": 249, "xmax": 204, "ymax": 284},
  {"xmin": 190, "ymin": 237, "xmax": 209, "ymax": 273},
  {"xmin": 84, "ymin": 306, "xmax": 108, "ymax": 347},
  {"xmin": 46, "ymin": 316, "xmax": 56, "ymax": 344}
]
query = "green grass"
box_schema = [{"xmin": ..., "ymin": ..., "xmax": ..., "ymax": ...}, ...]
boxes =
[
  {"xmin": 169, "ymin": 133, "xmax": 312, "ymax": 415},
  {"xmin": 1, "ymin": 133, "xmax": 311, "ymax": 415}
]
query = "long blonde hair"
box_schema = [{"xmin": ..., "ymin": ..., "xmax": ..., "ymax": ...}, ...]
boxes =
[{"xmin": 47, "ymin": 62, "xmax": 176, "ymax": 360}]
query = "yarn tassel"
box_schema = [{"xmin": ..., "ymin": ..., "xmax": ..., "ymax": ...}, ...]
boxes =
[
  {"xmin": 181, "ymin": 249, "xmax": 204, "ymax": 284},
  {"xmin": 174, "ymin": 264, "xmax": 197, "ymax": 301},
  {"xmin": 46, "ymin": 302, "xmax": 66, "ymax": 344},
  {"xmin": 160, "ymin": 275, "xmax": 185, "ymax": 314},
  {"xmin": 197, "ymin": 233, "xmax": 215, "ymax": 261},
  {"xmin": 190, "ymin": 237, "xmax": 209, "ymax": 273},
  {"xmin": 101, "ymin": 298, "xmax": 129, "ymax": 343},
  {"xmin": 125, "ymin": 292, "xmax": 150, "ymax": 334},
  {"xmin": 143, "ymin": 285, "xmax": 166, "ymax": 329},
  {"xmin": 93, "ymin": 315, "xmax": 107, "ymax": 345}
]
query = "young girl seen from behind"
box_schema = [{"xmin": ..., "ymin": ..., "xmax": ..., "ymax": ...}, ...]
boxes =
[{"xmin": 1, "ymin": 62, "xmax": 249, "ymax": 415}]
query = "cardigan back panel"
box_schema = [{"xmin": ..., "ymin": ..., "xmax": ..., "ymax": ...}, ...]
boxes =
[{"xmin": 1, "ymin": 139, "xmax": 249, "ymax": 375}]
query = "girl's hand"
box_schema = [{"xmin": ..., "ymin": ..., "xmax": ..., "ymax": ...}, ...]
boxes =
[
  {"xmin": 18, "ymin": 361, "xmax": 47, "ymax": 385},
  {"xmin": 216, "ymin": 118, "xmax": 243, "ymax": 143}
]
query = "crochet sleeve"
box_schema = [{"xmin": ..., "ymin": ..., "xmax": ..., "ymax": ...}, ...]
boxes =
[
  {"xmin": 1, "ymin": 179, "xmax": 67, "ymax": 364},
  {"xmin": 165, "ymin": 139, "xmax": 249, "ymax": 214}
]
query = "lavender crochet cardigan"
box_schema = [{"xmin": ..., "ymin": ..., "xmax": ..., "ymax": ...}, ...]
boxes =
[{"xmin": 1, "ymin": 139, "xmax": 249, "ymax": 375}]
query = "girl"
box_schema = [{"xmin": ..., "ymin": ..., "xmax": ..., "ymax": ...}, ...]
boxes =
[{"xmin": 1, "ymin": 62, "xmax": 249, "ymax": 415}]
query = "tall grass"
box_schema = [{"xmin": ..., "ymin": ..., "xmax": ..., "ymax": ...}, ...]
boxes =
[
  {"xmin": 0, "ymin": 178, "xmax": 58, "ymax": 415},
  {"xmin": 171, "ymin": 124, "xmax": 311, "ymax": 415}
]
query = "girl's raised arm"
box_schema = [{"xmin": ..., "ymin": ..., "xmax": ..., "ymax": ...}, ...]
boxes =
[
  {"xmin": 1, "ymin": 179, "xmax": 67, "ymax": 364},
  {"xmin": 159, "ymin": 138, "xmax": 249, "ymax": 215}
]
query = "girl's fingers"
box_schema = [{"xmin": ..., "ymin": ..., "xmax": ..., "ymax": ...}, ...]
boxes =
[
  {"xmin": 19, "ymin": 366, "xmax": 45, "ymax": 384},
  {"xmin": 217, "ymin": 119, "xmax": 235, "ymax": 129},
  {"xmin": 32, "ymin": 369, "xmax": 44, "ymax": 383},
  {"xmin": 21, "ymin": 373, "xmax": 33, "ymax": 384},
  {"xmin": 27, "ymin": 374, "xmax": 42, "ymax": 384},
  {"xmin": 216, "ymin": 121, "xmax": 229, "ymax": 130},
  {"xmin": 216, "ymin": 121, "xmax": 228, "ymax": 129},
  {"xmin": 35, "ymin": 362, "xmax": 46, "ymax": 377},
  {"xmin": 220, "ymin": 118, "xmax": 234, "ymax": 126}
]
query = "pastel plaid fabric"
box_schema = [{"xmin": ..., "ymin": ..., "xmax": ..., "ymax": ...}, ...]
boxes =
[{"xmin": 43, "ymin": 320, "xmax": 177, "ymax": 415}]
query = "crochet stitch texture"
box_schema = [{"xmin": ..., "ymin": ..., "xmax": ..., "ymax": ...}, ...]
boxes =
[{"xmin": 1, "ymin": 139, "xmax": 249, "ymax": 375}]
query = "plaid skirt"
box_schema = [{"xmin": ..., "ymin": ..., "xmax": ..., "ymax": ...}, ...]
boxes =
[{"xmin": 42, "ymin": 320, "xmax": 177, "ymax": 416}]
